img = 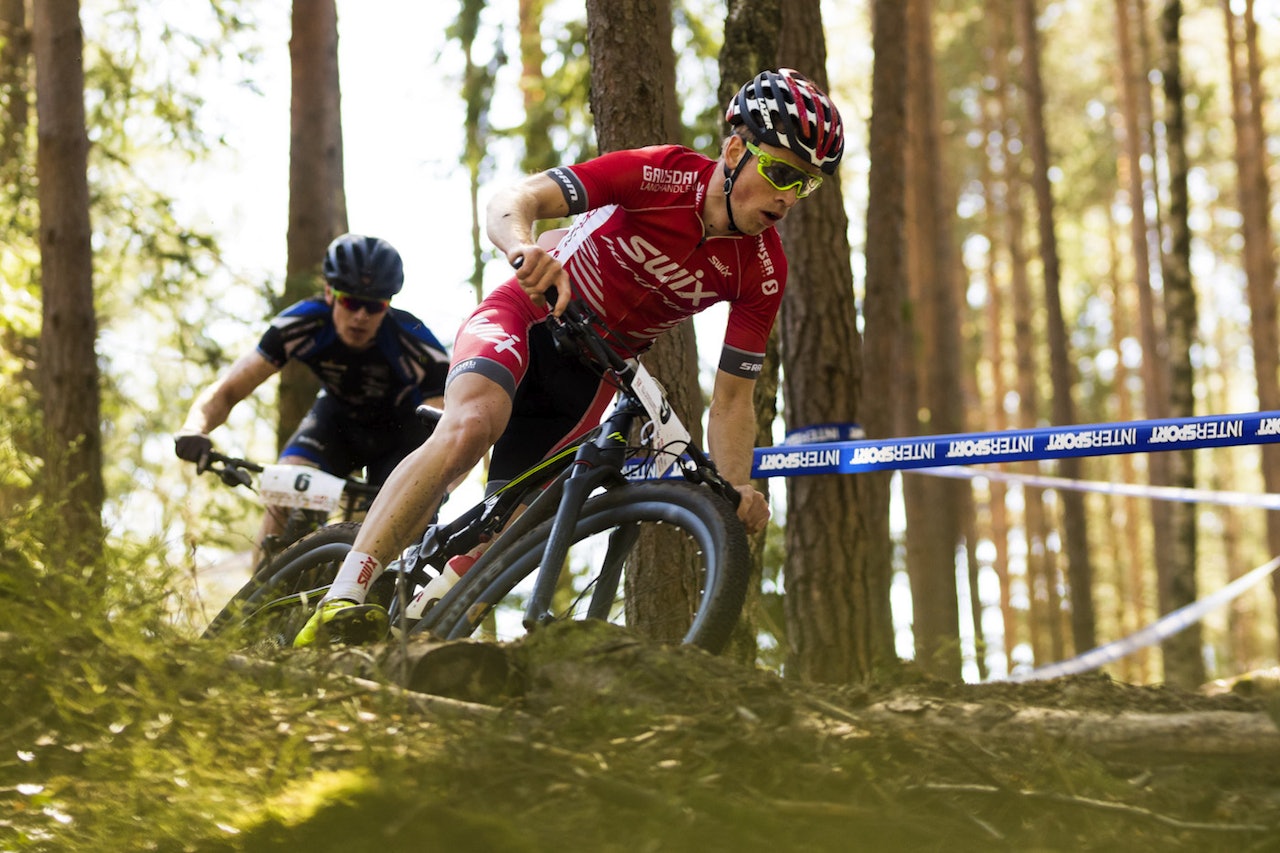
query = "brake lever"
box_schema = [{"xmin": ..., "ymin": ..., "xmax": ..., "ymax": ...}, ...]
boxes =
[{"xmin": 219, "ymin": 465, "xmax": 253, "ymax": 489}]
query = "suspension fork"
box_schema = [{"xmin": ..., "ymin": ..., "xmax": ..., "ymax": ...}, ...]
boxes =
[{"xmin": 522, "ymin": 417, "xmax": 634, "ymax": 630}]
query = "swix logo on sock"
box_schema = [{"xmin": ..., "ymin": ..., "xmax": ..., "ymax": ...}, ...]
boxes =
[{"xmin": 356, "ymin": 555, "xmax": 378, "ymax": 589}]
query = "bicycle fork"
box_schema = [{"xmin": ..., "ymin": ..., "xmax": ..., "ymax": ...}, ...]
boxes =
[{"xmin": 522, "ymin": 429, "xmax": 629, "ymax": 631}]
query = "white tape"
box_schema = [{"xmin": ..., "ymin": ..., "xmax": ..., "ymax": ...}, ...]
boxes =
[
  {"xmin": 915, "ymin": 465, "xmax": 1280, "ymax": 511},
  {"xmin": 1004, "ymin": 556, "xmax": 1280, "ymax": 682}
]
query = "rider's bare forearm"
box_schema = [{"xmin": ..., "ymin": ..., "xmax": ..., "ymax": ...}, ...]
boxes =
[
  {"xmin": 707, "ymin": 372, "xmax": 759, "ymax": 486},
  {"xmin": 182, "ymin": 351, "xmax": 277, "ymax": 435}
]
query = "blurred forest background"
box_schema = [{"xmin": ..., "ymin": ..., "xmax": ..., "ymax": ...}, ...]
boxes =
[{"xmin": 3, "ymin": 0, "xmax": 1280, "ymax": 692}]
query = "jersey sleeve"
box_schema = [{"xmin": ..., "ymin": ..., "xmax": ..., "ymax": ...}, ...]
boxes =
[
  {"xmin": 390, "ymin": 309, "xmax": 451, "ymax": 397},
  {"xmin": 256, "ymin": 299, "xmax": 328, "ymax": 367},
  {"xmin": 544, "ymin": 145, "xmax": 689, "ymax": 215},
  {"xmin": 718, "ymin": 233, "xmax": 788, "ymax": 379}
]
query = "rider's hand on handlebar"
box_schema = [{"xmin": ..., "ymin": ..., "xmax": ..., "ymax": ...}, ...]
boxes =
[
  {"xmin": 174, "ymin": 431, "xmax": 213, "ymax": 472},
  {"xmin": 509, "ymin": 247, "xmax": 571, "ymax": 317},
  {"xmin": 734, "ymin": 485, "xmax": 770, "ymax": 536}
]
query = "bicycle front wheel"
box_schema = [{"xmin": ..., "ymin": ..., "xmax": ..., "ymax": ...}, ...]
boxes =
[
  {"xmin": 425, "ymin": 481, "xmax": 751, "ymax": 653},
  {"xmin": 201, "ymin": 522, "xmax": 360, "ymax": 647}
]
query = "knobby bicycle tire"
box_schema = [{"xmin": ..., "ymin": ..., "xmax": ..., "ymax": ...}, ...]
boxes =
[
  {"xmin": 201, "ymin": 522, "xmax": 362, "ymax": 645},
  {"xmin": 423, "ymin": 481, "xmax": 751, "ymax": 653}
]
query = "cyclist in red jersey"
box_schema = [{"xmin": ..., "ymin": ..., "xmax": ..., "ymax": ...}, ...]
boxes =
[{"xmin": 296, "ymin": 69, "xmax": 845, "ymax": 646}]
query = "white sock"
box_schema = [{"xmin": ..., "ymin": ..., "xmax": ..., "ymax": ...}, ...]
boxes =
[{"xmin": 324, "ymin": 550, "xmax": 384, "ymax": 605}]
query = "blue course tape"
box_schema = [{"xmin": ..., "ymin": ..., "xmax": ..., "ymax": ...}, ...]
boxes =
[
  {"xmin": 753, "ymin": 410, "xmax": 1280, "ymax": 478},
  {"xmin": 1006, "ymin": 556, "xmax": 1280, "ymax": 682}
]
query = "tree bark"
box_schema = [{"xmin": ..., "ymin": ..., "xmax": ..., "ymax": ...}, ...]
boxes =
[
  {"xmin": 980, "ymin": 0, "xmax": 1016, "ymax": 673},
  {"xmin": 280, "ymin": 0, "xmax": 347, "ymax": 452},
  {"xmin": 902, "ymin": 0, "xmax": 964, "ymax": 679},
  {"xmin": 855, "ymin": 0, "xmax": 911, "ymax": 680},
  {"xmin": 0, "ymin": 0, "xmax": 29, "ymax": 190},
  {"xmin": 584, "ymin": 0, "xmax": 698, "ymax": 644},
  {"xmin": 1155, "ymin": 0, "xmax": 1203, "ymax": 687},
  {"xmin": 777, "ymin": 0, "xmax": 883, "ymax": 684},
  {"xmin": 1015, "ymin": 0, "xmax": 1096, "ymax": 654},
  {"xmin": 462, "ymin": 0, "xmax": 501, "ymax": 305},
  {"xmin": 780, "ymin": 0, "xmax": 890, "ymax": 684},
  {"xmin": 1223, "ymin": 0, "xmax": 1280, "ymax": 660},
  {"xmin": 33, "ymin": 0, "xmax": 103, "ymax": 559},
  {"xmin": 719, "ymin": 0, "xmax": 781, "ymax": 665}
]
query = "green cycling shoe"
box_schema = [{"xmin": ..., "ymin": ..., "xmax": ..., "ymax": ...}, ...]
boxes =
[{"xmin": 293, "ymin": 599, "xmax": 389, "ymax": 648}]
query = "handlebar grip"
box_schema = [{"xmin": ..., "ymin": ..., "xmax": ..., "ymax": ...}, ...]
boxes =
[{"xmin": 415, "ymin": 404, "xmax": 444, "ymax": 426}]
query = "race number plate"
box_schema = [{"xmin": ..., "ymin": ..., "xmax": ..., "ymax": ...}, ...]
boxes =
[
  {"xmin": 629, "ymin": 361, "xmax": 692, "ymax": 475},
  {"xmin": 259, "ymin": 465, "xmax": 346, "ymax": 512}
]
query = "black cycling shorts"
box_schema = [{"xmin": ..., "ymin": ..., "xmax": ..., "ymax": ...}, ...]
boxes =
[{"xmin": 280, "ymin": 393, "xmax": 433, "ymax": 485}]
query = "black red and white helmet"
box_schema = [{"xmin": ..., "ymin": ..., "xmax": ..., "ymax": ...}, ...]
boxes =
[
  {"xmin": 322, "ymin": 233, "xmax": 404, "ymax": 299},
  {"xmin": 726, "ymin": 68, "xmax": 844, "ymax": 176}
]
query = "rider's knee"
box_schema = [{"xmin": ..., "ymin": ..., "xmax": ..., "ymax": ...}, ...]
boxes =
[{"xmin": 432, "ymin": 406, "xmax": 503, "ymax": 465}]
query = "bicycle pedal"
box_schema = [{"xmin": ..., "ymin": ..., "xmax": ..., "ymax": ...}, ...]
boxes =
[{"xmin": 321, "ymin": 604, "xmax": 390, "ymax": 646}]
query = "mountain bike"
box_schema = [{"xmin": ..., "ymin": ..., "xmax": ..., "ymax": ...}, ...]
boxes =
[
  {"xmin": 206, "ymin": 295, "xmax": 753, "ymax": 654},
  {"xmin": 197, "ymin": 451, "xmax": 381, "ymax": 639}
]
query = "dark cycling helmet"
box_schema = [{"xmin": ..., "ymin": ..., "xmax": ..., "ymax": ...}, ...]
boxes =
[
  {"xmin": 322, "ymin": 233, "xmax": 404, "ymax": 299},
  {"xmin": 726, "ymin": 68, "xmax": 844, "ymax": 176}
]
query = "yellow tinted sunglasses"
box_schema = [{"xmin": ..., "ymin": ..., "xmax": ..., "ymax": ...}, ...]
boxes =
[{"xmin": 744, "ymin": 140, "xmax": 823, "ymax": 198}]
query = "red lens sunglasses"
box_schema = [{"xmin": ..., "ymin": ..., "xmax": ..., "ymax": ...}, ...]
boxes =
[{"xmin": 332, "ymin": 290, "xmax": 390, "ymax": 315}]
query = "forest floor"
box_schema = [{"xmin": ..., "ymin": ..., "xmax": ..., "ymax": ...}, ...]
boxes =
[{"xmin": 7, "ymin": 619, "xmax": 1280, "ymax": 852}]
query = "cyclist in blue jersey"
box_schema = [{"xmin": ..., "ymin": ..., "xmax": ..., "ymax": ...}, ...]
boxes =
[{"xmin": 175, "ymin": 233, "xmax": 452, "ymax": 557}]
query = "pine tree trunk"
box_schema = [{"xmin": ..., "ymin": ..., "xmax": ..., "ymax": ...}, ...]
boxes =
[
  {"xmin": 980, "ymin": 0, "xmax": 1016, "ymax": 671},
  {"xmin": 1155, "ymin": 0, "xmax": 1203, "ymax": 687},
  {"xmin": 719, "ymin": 0, "xmax": 781, "ymax": 664},
  {"xmin": 1223, "ymin": 0, "xmax": 1280, "ymax": 659},
  {"xmin": 463, "ymin": 0, "xmax": 498, "ymax": 304},
  {"xmin": 902, "ymin": 0, "xmax": 963, "ymax": 679},
  {"xmin": 280, "ymin": 0, "xmax": 347, "ymax": 452},
  {"xmin": 585, "ymin": 0, "xmax": 700, "ymax": 644},
  {"xmin": 0, "ymin": 0, "xmax": 29, "ymax": 188},
  {"xmin": 33, "ymin": 0, "xmax": 104, "ymax": 560},
  {"xmin": 855, "ymin": 0, "xmax": 911, "ymax": 680},
  {"xmin": 1016, "ymin": 0, "xmax": 1096, "ymax": 655}
]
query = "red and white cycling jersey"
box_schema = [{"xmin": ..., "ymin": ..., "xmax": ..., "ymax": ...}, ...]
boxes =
[
  {"xmin": 546, "ymin": 144, "xmax": 787, "ymax": 377},
  {"xmin": 451, "ymin": 144, "xmax": 788, "ymax": 392}
]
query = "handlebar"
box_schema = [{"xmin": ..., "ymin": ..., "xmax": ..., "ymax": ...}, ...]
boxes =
[
  {"xmin": 197, "ymin": 451, "xmax": 379, "ymax": 499},
  {"xmin": 202, "ymin": 451, "xmax": 259, "ymax": 488}
]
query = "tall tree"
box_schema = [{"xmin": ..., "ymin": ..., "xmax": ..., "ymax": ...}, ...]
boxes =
[
  {"xmin": 858, "ymin": 0, "xmax": 910, "ymax": 678},
  {"xmin": 776, "ymin": 0, "xmax": 888, "ymax": 682},
  {"xmin": 458, "ymin": 0, "xmax": 503, "ymax": 304},
  {"xmin": 32, "ymin": 0, "xmax": 103, "ymax": 556},
  {"xmin": 1223, "ymin": 0, "xmax": 1280, "ymax": 657},
  {"xmin": 1015, "ymin": 0, "xmax": 1096, "ymax": 654},
  {"xmin": 1155, "ymin": 0, "xmax": 1202, "ymax": 686},
  {"xmin": 517, "ymin": 0, "xmax": 552, "ymax": 174},
  {"xmin": 279, "ymin": 0, "xmax": 347, "ymax": 452},
  {"xmin": 584, "ymin": 0, "xmax": 698, "ymax": 642},
  {"xmin": 901, "ymin": 0, "xmax": 964, "ymax": 678},
  {"xmin": 0, "ymin": 0, "xmax": 38, "ymax": 510},
  {"xmin": 979, "ymin": 0, "xmax": 1017, "ymax": 672},
  {"xmin": 0, "ymin": 0, "xmax": 28, "ymax": 193},
  {"xmin": 1113, "ymin": 0, "xmax": 1164, "ymax": 681},
  {"xmin": 1119, "ymin": 0, "xmax": 1181, "ymax": 673},
  {"xmin": 718, "ymin": 0, "xmax": 780, "ymax": 664},
  {"xmin": 1004, "ymin": 9, "xmax": 1063, "ymax": 666}
]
